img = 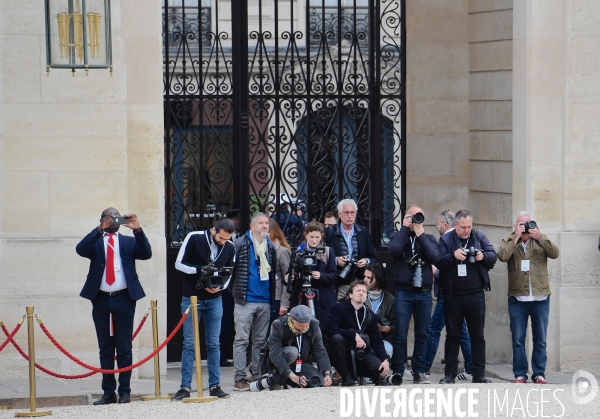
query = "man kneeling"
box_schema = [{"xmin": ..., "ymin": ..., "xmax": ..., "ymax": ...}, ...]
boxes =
[
  {"xmin": 326, "ymin": 280, "xmax": 390, "ymax": 386},
  {"xmin": 266, "ymin": 305, "xmax": 333, "ymax": 388}
]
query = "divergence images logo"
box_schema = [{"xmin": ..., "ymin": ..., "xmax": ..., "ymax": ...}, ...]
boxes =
[{"xmin": 572, "ymin": 370, "xmax": 598, "ymax": 405}]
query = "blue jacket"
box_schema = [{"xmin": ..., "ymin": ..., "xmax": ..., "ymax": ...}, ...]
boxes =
[
  {"xmin": 388, "ymin": 226, "xmax": 440, "ymax": 291},
  {"xmin": 437, "ymin": 230, "xmax": 497, "ymax": 299},
  {"xmin": 76, "ymin": 228, "xmax": 152, "ymax": 301}
]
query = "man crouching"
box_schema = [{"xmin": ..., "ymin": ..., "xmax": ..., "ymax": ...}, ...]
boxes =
[{"xmin": 266, "ymin": 305, "xmax": 333, "ymax": 388}]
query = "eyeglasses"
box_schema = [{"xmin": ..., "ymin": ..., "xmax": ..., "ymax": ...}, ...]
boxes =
[{"xmin": 341, "ymin": 211, "xmax": 356, "ymax": 216}]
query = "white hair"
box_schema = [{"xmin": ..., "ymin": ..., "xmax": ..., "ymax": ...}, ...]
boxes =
[
  {"xmin": 514, "ymin": 211, "xmax": 532, "ymax": 227},
  {"xmin": 337, "ymin": 199, "xmax": 358, "ymax": 213}
]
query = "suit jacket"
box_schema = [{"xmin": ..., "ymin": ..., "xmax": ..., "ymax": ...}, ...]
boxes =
[{"xmin": 76, "ymin": 228, "xmax": 152, "ymax": 301}]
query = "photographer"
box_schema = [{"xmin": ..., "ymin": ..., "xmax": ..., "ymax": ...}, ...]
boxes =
[
  {"xmin": 497, "ymin": 211, "xmax": 559, "ymax": 384},
  {"xmin": 437, "ymin": 210, "xmax": 497, "ymax": 384},
  {"xmin": 363, "ymin": 263, "xmax": 395, "ymax": 358},
  {"xmin": 388, "ymin": 205, "xmax": 440, "ymax": 384},
  {"xmin": 324, "ymin": 199, "xmax": 378, "ymax": 301},
  {"xmin": 266, "ymin": 305, "xmax": 332, "ymax": 388},
  {"xmin": 290, "ymin": 221, "xmax": 338, "ymax": 330},
  {"xmin": 326, "ymin": 280, "xmax": 390, "ymax": 386},
  {"xmin": 171, "ymin": 218, "xmax": 236, "ymax": 400}
]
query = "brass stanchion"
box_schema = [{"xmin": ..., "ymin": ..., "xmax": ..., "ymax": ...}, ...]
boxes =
[
  {"xmin": 141, "ymin": 301, "xmax": 170, "ymax": 400},
  {"xmin": 15, "ymin": 307, "xmax": 51, "ymax": 417},
  {"xmin": 183, "ymin": 296, "xmax": 217, "ymax": 403}
]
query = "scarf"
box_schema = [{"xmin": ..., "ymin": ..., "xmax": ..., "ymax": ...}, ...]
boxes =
[
  {"xmin": 287, "ymin": 315, "xmax": 308, "ymax": 335},
  {"xmin": 368, "ymin": 289, "xmax": 383, "ymax": 301},
  {"xmin": 252, "ymin": 233, "xmax": 271, "ymax": 277}
]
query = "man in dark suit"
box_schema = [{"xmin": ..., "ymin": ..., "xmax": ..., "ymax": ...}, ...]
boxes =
[
  {"xmin": 324, "ymin": 199, "xmax": 378, "ymax": 300},
  {"xmin": 76, "ymin": 207, "xmax": 152, "ymax": 405}
]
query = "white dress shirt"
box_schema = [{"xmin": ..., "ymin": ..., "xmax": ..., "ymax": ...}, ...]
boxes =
[{"xmin": 100, "ymin": 232, "xmax": 127, "ymax": 292}]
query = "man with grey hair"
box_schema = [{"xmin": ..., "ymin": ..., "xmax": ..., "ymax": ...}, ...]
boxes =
[
  {"xmin": 437, "ymin": 210, "xmax": 497, "ymax": 384},
  {"xmin": 230, "ymin": 212, "xmax": 277, "ymax": 390},
  {"xmin": 497, "ymin": 211, "xmax": 559, "ymax": 384},
  {"xmin": 324, "ymin": 198, "xmax": 378, "ymax": 300}
]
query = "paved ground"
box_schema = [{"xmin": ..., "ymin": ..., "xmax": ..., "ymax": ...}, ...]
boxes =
[{"xmin": 1, "ymin": 364, "xmax": 599, "ymax": 418}]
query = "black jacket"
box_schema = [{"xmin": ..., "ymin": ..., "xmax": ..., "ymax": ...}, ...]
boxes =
[
  {"xmin": 231, "ymin": 232, "xmax": 277, "ymax": 305},
  {"xmin": 437, "ymin": 230, "xmax": 497, "ymax": 299},
  {"xmin": 388, "ymin": 226, "xmax": 440, "ymax": 291},
  {"xmin": 268, "ymin": 316, "xmax": 331, "ymax": 379},
  {"xmin": 324, "ymin": 222, "xmax": 378, "ymax": 281},
  {"xmin": 325, "ymin": 300, "xmax": 389, "ymax": 362}
]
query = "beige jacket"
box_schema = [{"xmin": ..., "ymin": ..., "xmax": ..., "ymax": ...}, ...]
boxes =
[{"xmin": 497, "ymin": 233, "xmax": 559, "ymax": 297}]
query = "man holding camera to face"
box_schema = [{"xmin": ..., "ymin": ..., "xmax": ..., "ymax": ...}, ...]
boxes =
[
  {"xmin": 171, "ymin": 217, "xmax": 236, "ymax": 400},
  {"xmin": 497, "ymin": 212, "xmax": 559, "ymax": 384},
  {"xmin": 388, "ymin": 205, "xmax": 440, "ymax": 384},
  {"xmin": 437, "ymin": 210, "xmax": 497, "ymax": 384}
]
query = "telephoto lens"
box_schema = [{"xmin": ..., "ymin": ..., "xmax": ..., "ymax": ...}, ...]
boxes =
[
  {"xmin": 412, "ymin": 259, "xmax": 423, "ymax": 288},
  {"xmin": 249, "ymin": 373, "xmax": 281, "ymax": 392},
  {"xmin": 308, "ymin": 376, "xmax": 322, "ymax": 388},
  {"xmin": 381, "ymin": 373, "xmax": 403, "ymax": 386}
]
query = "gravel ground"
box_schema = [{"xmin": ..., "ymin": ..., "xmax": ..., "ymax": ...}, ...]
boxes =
[{"xmin": 2, "ymin": 382, "xmax": 599, "ymax": 419}]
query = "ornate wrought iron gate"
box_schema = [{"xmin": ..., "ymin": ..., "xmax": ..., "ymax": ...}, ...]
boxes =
[{"xmin": 163, "ymin": 0, "xmax": 405, "ymax": 360}]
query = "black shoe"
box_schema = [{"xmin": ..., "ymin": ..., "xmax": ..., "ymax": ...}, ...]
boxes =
[
  {"xmin": 439, "ymin": 374, "xmax": 456, "ymax": 384},
  {"xmin": 171, "ymin": 388, "xmax": 191, "ymax": 401},
  {"xmin": 118, "ymin": 394, "xmax": 130, "ymax": 404},
  {"xmin": 209, "ymin": 386, "xmax": 230, "ymax": 398},
  {"xmin": 93, "ymin": 393, "xmax": 117, "ymax": 405},
  {"xmin": 342, "ymin": 376, "xmax": 357, "ymax": 387},
  {"xmin": 472, "ymin": 376, "xmax": 492, "ymax": 384},
  {"xmin": 220, "ymin": 359, "xmax": 234, "ymax": 367}
]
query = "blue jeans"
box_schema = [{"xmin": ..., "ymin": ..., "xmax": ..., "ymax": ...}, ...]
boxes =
[
  {"xmin": 392, "ymin": 290, "xmax": 432, "ymax": 375},
  {"xmin": 180, "ymin": 296, "xmax": 223, "ymax": 389},
  {"xmin": 508, "ymin": 296, "xmax": 550, "ymax": 380},
  {"xmin": 424, "ymin": 296, "xmax": 473, "ymax": 374}
]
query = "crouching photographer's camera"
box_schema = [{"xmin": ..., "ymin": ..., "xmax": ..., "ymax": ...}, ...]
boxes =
[
  {"xmin": 463, "ymin": 247, "xmax": 479, "ymax": 264},
  {"xmin": 196, "ymin": 264, "xmax": 233, "ymax": 289},
  {"xmin": 249, "ymin": 372, "xmax": 284, "ymax": 392},
  {"xmin": 355, "ymin": 333, "xmax": 371, "ymax": 361},
  {"xmin": 380, "ymin": 373, "xmax": 403, "ymax": 386},
  {"xmin": 292, "ymin": 247, "xmax": 325, "ymax": 289},
  {"xmin": 411, "ymin": 258, "xmax": 425, "ymax": 288}
]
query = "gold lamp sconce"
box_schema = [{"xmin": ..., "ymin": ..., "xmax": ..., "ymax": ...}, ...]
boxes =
[{"xmin": 45, "ymin": 0, "xmax": 113, "ymax": 76}]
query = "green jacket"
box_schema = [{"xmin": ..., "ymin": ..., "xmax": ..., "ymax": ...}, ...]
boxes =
[{"xmin": 497, "ymin": 233, "xmax": 559, "ymax": 297}]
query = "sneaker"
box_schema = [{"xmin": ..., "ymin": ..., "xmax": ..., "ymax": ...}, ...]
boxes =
[
  {"xmin": 412, "ymin": 373, "xmax": 430, "ymax": 384},
  {"xmin": 513, "ymin": 376, "xmax": 526, "ymax": 383},
  {"xmin": 472, "ymin": 376, "xmax": 492, "ymax": 384},
  {"xmin": 439, "ymin": 374, "xmax": 456, "ymax": 384},
  {"xmin": 233, "ymin": 378, "xmax": 250, "ymax": 391},
  {"xmin": 405, "ymin": 367, "xmax": 414, "ymax": 377},
  {"xmin": 170, "ymin": 387, "xmax": 190, "ymax": 401},
  {"xmin": 457, "ymin": 370, "xmax": 473, "ymax": 381},
  {"xmin": 209, "ymin": 386, "xmax": 230, "ymax": 398},
  {"xmin": 424, "ymin": 371, "xmax": 430, "ymax": 380},
  {"xmin": 533, "ymin": 376, "xmax": 548, "ymax": 384}
]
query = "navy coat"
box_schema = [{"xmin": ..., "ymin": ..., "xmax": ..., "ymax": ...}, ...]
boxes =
[{"xmin": 76, "ymin": 228, "xmax": 152, "ymax": 301}]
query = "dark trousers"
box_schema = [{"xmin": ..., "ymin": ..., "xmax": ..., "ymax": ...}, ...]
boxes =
[
  {"xmin": 91, "ymin": 292, "xmax": 136, "ymax": 396},
  {"xmin": 443, "ymin": 290, "xmax": 486, "ymax": 377},
  {"xmin": 219, "ymin": 288, "xmax": 235, "ymax": 362},
  {"xmin": 329, "ymin": 334, "xmax": 383, "ymax": 380}
]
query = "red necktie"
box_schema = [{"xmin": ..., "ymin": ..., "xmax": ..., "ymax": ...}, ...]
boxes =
[{"xmin": 106, "ymin": 234, "xmax": 116, "ymax": 286}]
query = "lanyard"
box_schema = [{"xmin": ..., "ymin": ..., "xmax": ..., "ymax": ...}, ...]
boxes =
[
  {"xmin": 368, "ymin": 294, "xmax": 384, "ymax": 315},
  {"xmin": 296, "ymin": 336, "xmax": 302, "ymax": 360},
  {"xmin": 355, "ymin": 308, "xmax": 365, "ymax": 330},
  {"xmin": 205, "ymin": 231, "xmax": 224, "ymax": 262}
]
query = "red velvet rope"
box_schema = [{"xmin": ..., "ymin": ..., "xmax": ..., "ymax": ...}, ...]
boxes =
[
  {"xmin": 0, "ymin": 321, "xmax": 23, "ymax": 353},
  {"xmin": 1, "ymin": 311, "xmax": 188, "ymax": 378}
]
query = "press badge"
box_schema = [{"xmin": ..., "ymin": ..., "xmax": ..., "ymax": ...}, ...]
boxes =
[
  {"xmin": 458, "ymin": 264, "xmax": 467, "ymax": 277},
  {"xmin": 259, "ymin": 268, "xmax": 269, "ymax": 281},
  {"xmin": 295, "ymin": 359, "xmax": 302, "ymax": 372},
  {"xmin": 521, "ymin": 260, "xmax": 530, "ymax": 272}
]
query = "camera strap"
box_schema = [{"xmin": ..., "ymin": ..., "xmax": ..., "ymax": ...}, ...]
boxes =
[
  {"xmin": 405, "ymin": 237, "xmax": 420, "ymax": 263},
  {"xmin": 205, "ymin": 231, "xmax": 224, "ymax": 263}
]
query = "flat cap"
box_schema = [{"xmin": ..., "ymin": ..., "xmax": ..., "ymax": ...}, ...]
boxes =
[{"xmin": 290, "ymin": 305, "xmax": 312, "ymax": 323}]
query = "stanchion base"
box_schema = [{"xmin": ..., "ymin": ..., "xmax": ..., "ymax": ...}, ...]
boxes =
[
  {"xmin": 140, "ymin": 395, "xmax": 172, "ymax": 401},
  {"xmin": 14, "ymin": 411, "xmax": 52, "ymax": 417},
  {"xmin": 183, "ymin": 396, "xmax": 218, "ymax": 403}
]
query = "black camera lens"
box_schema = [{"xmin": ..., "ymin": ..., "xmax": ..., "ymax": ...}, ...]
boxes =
[
  {"xmin": 411, "ymin": 212, "xmax": 425, "ymax": 224},
  {"xmin": 378, "ymin": 316, "xmax": 390, "ymax": 327},
  {"xmin": 355, "ymin": 348, "xmax": 366, "ymax": 361},
  {"xmin": 523, "ymin": 220, "xmax": 537, "ymax": 233}
]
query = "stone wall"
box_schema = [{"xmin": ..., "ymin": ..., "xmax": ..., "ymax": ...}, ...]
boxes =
[{"xmin": 0, "ymin": 0, "xmax": 165, "ymax": 379}]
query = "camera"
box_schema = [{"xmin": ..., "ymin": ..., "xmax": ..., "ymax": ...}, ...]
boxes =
[
  {"xmin": 411, "ymin": 212, "xmax": 425, "ymax": 224},
  {"xmin": 522, "ymin": 220, "xmax": 537, "ymax": 234},
  {"xmin": 292, "ymin": 247, "xmax": 325, "ymax": 288},
  {"xmin": 378, "ymin": 316, "xmax": 391, "ymax": 327},
  {"xmin": 463, "ymin": 247, "xmax": 479, "ymax": 264},
  {"xmin": 380, "ymin": 373, "xmax": 403, "ymax": 386},
  {"xmin": 355, "ymin": 348, "xmax": 367, "ymax": 361},
  {"xmin": 111, "ymin": 216, "xmax": 130, "ymax": 225},
  {"xmin": 306, "ymin": 375, "xmax": 322, "ymax": 388},
  {"xmin": 196, "ymin": 263, "xmax": 233, "ymax": 289},
  {"xmin": 411, "ymin": 258, "xmax": 424, "ymax": 288},
  {"xmin": 249, "ymin": 372, "xmax": 284, "ymax": 392},
  {"xmin": 339, "ymin": 257, "xmax": 358, "ymax": 282}
]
